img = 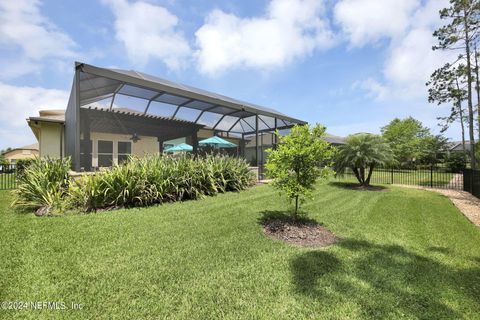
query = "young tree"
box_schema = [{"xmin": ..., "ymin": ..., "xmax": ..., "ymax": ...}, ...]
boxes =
[
  {"xmin": 334, "ymin": 134, "xmax": 393, "ymax": 187},
  {"xmin": 433, "ymin": 0, "xmax": 480, "ymax": 168},
  {"xmin": 265, "ymin": 124, "xmax": 335, "ymax": 217},
  {"xmin": 381, "ymin": 117, "xmax": 431, "ymax": 166}
]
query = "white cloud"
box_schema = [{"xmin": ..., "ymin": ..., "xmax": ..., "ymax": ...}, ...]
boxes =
[
  {"xmin": 103, "ymin": 0, "xmax": 191, "ymax": 70},
  {"xmin": 195, "ymin": 0, "xmax": 335, "ymax": 76},
  {"xmin": 0, "ymin": 82, "xmax": 69, "ymax": 148},
  {"xmin": 343, "ymin": 0, "xmax": 453, "ymax": 101},
  {"xmin": 334, "ymin": 0, "xmax": 419, "ymax": 47},
  {"xmin": 0, "ymin": 0, "xmax": 76, "ymax": 79}
]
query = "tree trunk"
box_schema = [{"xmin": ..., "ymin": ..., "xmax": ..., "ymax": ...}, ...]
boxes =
[
  {"xmin": 352, "ymin": 167, "xmax": 362, "ymax": 185},
  {"xmin": 294, "ymin": 168, "xmax": 300, "ymax": 217},
  {"xmin": 456, "ymin": 78, "xmax": 467, "ymax": 153},
  {"xmin": 295, "ymin": 195, "xmax": 299, "ymax": 217},
  {"xmin": 474, "ymin": 46, "xmax": 480, "ymax": 141},
  {"xmin": 359, "ymin": 166, "xmax": 365, "ymax": 185},
  {"xmin": 463, "ymin": 4, "xmax": 476, "ymax": 169},
  {"xmin": 365, "ymin": 163, "xmax": 375, "ymax": 186}
]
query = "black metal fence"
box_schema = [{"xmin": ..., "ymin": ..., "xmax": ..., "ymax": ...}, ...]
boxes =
[
  {"xmin": 462, "ymin": 169, "xmax": 480, "ymax": 198},
  {"xmin": 0, "ymin": 164, "xmax": 17, "ymax": 190},
  {"xmin": 337, "ymin": 167, "xmax": 463, "ymax": 190}
]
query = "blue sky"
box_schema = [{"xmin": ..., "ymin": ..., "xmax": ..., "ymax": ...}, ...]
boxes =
[{"xmin": 0, "ymin": 0, "xmax": 459, "ymax": 150}]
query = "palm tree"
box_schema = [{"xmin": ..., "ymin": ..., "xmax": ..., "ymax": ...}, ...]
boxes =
[{"xmin": 335, "ymin": 134, "xmax": 393, "ymax": 187}]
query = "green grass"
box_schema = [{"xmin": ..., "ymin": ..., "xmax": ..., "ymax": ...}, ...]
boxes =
[
  {"xmin": 338, "ymin": 169, "xmax": 456, "ymax": 187},
  {"xmin": 0, "ymin": 182, "xmax": 479, "ymax": 319}
]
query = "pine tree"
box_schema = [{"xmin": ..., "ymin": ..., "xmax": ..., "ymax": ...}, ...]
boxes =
[{"xmin": 433, "ymin": 0, "xmax": 480, "ymax": 168}]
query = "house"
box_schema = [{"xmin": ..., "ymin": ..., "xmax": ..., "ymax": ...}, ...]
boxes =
[
  {"xmin": 2, "ymin": 143, "xmax": 39, "ymax": 163},
  {"xmin": 27, "ymin": 62, "xmax": 307, "ymax": 172},
  {"xmin": 242, "ymin": 131, "xmax": 345, "ymax": 166},
  {"xmin": 448, "ymin": 140, "xmax": 474, "ymax": 153}
]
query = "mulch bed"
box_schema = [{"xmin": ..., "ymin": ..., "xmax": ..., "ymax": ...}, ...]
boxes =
[
  {"xmin": 342, "ymin": 184, "xmax": 389, "ymax": 192},
  {"xmin": 263, "ymin": 219, "xmax": 338, "ymax": 247}
]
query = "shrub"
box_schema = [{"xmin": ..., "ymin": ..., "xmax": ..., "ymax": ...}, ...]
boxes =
[
  {"xmin": 69, "ymin": 154, "xmax": 255, "ymax": 212},
  {"xmin": 12, "ymin": 157, "xmax": 71, "ymax": 214},
  {"xmin": 16, "ymin": 158, "xmax": 35, "ymax": 177},
  {"xmin": 444, "ymin": 152, "xmax": 467, "ymax": 172},
  {"xmin": 0, "ymin": 154, "xmax": 8, "ymax": 167}
]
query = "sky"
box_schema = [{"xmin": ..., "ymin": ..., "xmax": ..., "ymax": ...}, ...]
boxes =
[{"xmin": 0, "ymin": 0, "xmax": 461, "ymax": 150}]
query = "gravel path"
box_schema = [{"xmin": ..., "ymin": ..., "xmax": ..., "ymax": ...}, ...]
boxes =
[
  {"xmin": 395, "ymin": 184, "xmax": 480, "ymax": 227},
  {"xmin": 446, "ymin": 173, "xmax": 463, "ymax": 190}
]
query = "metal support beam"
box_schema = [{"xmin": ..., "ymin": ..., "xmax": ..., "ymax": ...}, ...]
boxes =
[
  {"xmin": 257, "ymin": 115, "xmax": 271, "ymax": 130},
  {"xmin": 171, "ymin": 99, "xmax": 194, "ymax": 119},
  {"xmin": 212, "ymin": 110, "xmax": 242, "ymax": 130},
  {"xmin": 256, "ymin": 115, "xmax": 260, "ymax": 173},
  {"xmin": 80, "ymin": 114, "xmax": 92, "ymax": 171},
  {"xmin": 227, "ymin": 117, "xmax": 242, "ymax": 132},
  {"xmin": 192, "ymin": 130, "xmax": 198, "ymax": 157},
  {"xmin": 240, "ymin": 133, "xmax": 245, "ymax": 158},
  {"xmin": 241, "ymin": 118, "xmax": 256, "ymax": 132},
  {"xmin": 73, "ymin": 66, "xmax": 81, "ymax": 171},
  {"xmin": 193, "ymin": 105, "xmax": 218, "ymax": 123},
  {"xmin": 274, "ymin": 118, "xmax": 278, "ymax": 150},
  {"xmin": 158, "ymin": 138, "xmax": 164, "ymax": 154},
  {"xmin": 109, "ymin": 83, "xmax": 124, "ymax": 110},
  {"xmin": 144, "ymin": 92, "xmax": 165, "ymax": 114}
]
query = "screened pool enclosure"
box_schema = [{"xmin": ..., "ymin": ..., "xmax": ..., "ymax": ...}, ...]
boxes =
[{"xmin": 65, "ymin": 62, "xmax": 306, "ymax": 172}]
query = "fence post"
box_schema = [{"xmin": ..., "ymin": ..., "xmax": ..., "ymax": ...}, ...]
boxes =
[
  {"xmin": 430, "ymin": 165, "xmax": 433, "ymax": 188},
  {"xmin": 391, "ymin": 167, "xmax": 394, "ymax": 184}
]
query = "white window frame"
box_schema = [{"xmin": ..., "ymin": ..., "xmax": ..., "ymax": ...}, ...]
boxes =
[
  {"xmin": 117, "ymin": 140, "xmax": 132, "ymax": 164},
  {"xmin": 97, "ymin": 140, "xmax": 114, "ymax": 167}
]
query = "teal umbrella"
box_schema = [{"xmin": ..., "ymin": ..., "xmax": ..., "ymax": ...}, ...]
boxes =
[
  {"xmin": 199, "ymin": 136, "xmax": 237, "ymax": 148},
  {"xmin": 165, "ymin": 143, "xmax": 193, "ymax": 152}
]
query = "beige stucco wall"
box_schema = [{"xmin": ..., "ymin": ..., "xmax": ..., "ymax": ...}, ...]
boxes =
[
  {"xmin": 3, "ymin": 149, "xmax": 38, "ymax": 163},
  {"xmin": 39, "ymin": 122, "xmax": 64, "ymax": 158},
  {"xmin": 90, "ymin": 132, "xmax": 159, "ymax": 167}
]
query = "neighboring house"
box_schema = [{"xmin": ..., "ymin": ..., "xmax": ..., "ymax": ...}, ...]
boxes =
[
  {"xmin": 2, "ymin": 143, "xmax": 39, "ymax": 163},
  {"xmin": 243, "ymin": 131, "xmax": 345, "ymax": 165},
  {"xmin": 322, "ymin": 133, "xmax": 346, "ymax": 146},
  {"xmin": 449, "ymin": 141, "xmax": 474, "ymax": 153}
]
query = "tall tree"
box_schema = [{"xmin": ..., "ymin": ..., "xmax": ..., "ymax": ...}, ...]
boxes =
[
  {"xmin": 433, "ymin": 0, "xmax": 480, "ymax": 168},
  {"xmin": 427, "ymin": 63, "xmax": 468, "ymax": 152}
]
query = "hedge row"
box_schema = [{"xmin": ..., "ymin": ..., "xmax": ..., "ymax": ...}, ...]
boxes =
[{"xmin": 13, "ymin": 155, "xmax": 255, "ymax": 214}]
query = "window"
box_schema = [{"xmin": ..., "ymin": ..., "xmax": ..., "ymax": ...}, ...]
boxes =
[
  {"xmin": 118, "ymin": 141, "xmax": 132, "ymax": 164},
  {"xmin": 98, "ymin": 140, "xmax": 113, "ymax": 167}
]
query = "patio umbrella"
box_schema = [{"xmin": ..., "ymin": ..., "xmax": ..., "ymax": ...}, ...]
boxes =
[
  {"xmin": 198, "ymin": 136, "xmax": 237, "ymax": 148},
  {"xmin": 164, "ymin": 143, "xmax": 193, "ymax": 152}
]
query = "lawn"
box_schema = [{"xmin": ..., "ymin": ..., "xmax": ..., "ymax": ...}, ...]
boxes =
[
  {"xmin": 337, "ymin": 169, "xmax": 456, "ymax": 187},
  {"xmin": 0, "ymin": 182, "xmax": 479, "ymax": 319}
]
